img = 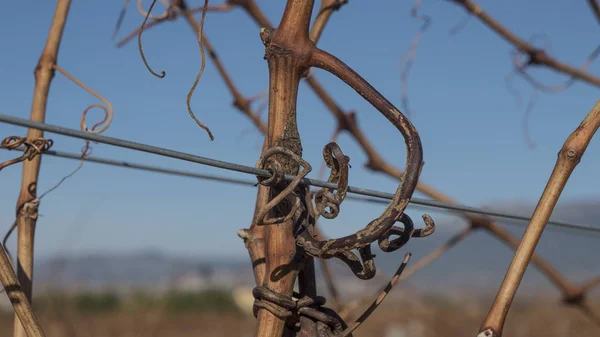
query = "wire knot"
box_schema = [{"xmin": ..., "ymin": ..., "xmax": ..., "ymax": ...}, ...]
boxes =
[
  {"xmin": 19, "ymin": 198, "xmax": 40, "ymax": 221},
  {"xmin": 253, "ymin": 146, "xmax": 312, "ymax": 226},
  {"xmin": 0, "ymin": 136, "xmax": 53, "ymax": 172}
]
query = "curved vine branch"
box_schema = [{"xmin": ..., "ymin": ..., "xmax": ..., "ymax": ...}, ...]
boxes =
[
  {"xmin": 298, "ymin": 46, "xmax": 429, "ymax": 258},
  {"xmin": 310, "ymin": 0, "xmax": 348, "ymax": 43}
]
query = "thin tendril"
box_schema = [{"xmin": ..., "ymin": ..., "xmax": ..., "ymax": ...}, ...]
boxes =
[
  {"xmin": 53, "ymin": 65, "xmax": 114, "ymax": 134},
  {"xmin": 36, "ymin": 65, "xmax": 114, "ymax": 199},
  {"xmin": 448, "ymin": 14, "xmax": 471, "ymax": 36},
  {"xmin": 400, "ymin": 0, "xmax": 431, "ymax": 117},
  {"xmin": 186, "ymin": 0, "xmax": 214, "ymax": 141},
  {"xmin": 522, "ymin": 90, "xmax": 538, "ymax": 150},
  {"xmin": 112, "ymin": 0, "xmax": 132, "ymax": 39},
  {"xmin": 137, "ymin": 0, "xmax": 167, "ymax": 78}
]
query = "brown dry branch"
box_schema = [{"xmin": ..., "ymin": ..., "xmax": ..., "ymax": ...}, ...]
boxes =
[
  {"xmin": 252, "ymin": 3, "xmax": 316, "ymax": 335},
  {"xmin": 505, "ymin": 39, "xmax": 600, "ymax": 147},
  {"xmin": 451, "ymin": 0, "xmax": 600, "ymax": 87},
  {"xmin": 455, "ymin": 0, "xmax": 600, "ymax": 147},
  {"xmin": 244, "ymin": 0, "xmax": 347, "ymax": 310},
  {"xmin": 13, "ymin": 1, "xmax": 71, "ymax": 337},
  {"xmin": 0, "ymin": 243, "xmax": 46, "ymax": 337},
  {"xmin": 511, "ymin": 45, "xmax": 600, "ymax": 94},
  {"xmin": 478, "ymin": 100, "xmax": 600, "ymax": 337},
  {"xmin": 310, "ymin": 0, "xmax": 348, "ymax": 43},
  {"xmin": 590, "ymin": 0, "xmax": 600, "ymax": 25},
  {"xmin": 400, "ymin": 0, "xmax": 431, "ymax": 117}
]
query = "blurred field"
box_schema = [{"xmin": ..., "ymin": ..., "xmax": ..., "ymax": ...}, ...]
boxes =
[{"xmin": 1, "ymin": 289, "xmax": 598, "ymax": 337}]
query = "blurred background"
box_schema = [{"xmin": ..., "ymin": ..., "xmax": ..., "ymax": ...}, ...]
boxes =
[{"xmin": 0, "ymin": 0, "xmax": 599, "ymax": 336}]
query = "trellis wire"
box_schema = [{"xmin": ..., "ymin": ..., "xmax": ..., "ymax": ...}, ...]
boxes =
[{"xmin": 0, "ymin": 113, "xmax": 599, "ymax": 235}]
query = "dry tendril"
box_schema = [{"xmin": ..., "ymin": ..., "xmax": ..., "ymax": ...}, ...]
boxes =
[
  {"xmin": 186, "ymin": 0, "xmax": 215, "ymax": 141},
  {"xmin": 138, "ymin": 0, "xmax": 167, "ymax": 78}
]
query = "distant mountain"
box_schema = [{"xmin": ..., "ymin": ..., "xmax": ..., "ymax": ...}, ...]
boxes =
[{"xmin": 14, "ymin": 198, "xmax": 600, "ymax": 298}]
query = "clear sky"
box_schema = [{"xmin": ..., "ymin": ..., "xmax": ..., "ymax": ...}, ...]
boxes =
[{"xmin": 0, "ymin": 0, "xmax": 598, "ymax": 260}]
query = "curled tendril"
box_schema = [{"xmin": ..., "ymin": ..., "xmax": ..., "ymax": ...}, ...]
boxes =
[
  {"xmin": 186, "ymin": 0, "xmax": 215, "ymax": 141},
  {"xmin": 137, "ymin": 0, "xmax": 172, "ymax": 21},
  {"xmin": 35, "ymin": 65, "xmax": 113, "ymax": 199},
  {"xmin": 314, "ymin": 142, "xmax": 349, "ymax": 220},
  {"xmin": 137, "ymin": 0, "xmax": 167, "ymax": 78},
  {"xmin": 378, "ymin": 213, "xmax": 435, "ymax": 253},
  {"xmin": 334, "ymin": 246, "xmax": 376, "ymax": 280},
  {"xmin": 53, "ymin": 65, "xmax": 113, "ymax": 135},
  {"xmin": 0, "ymin": 136, "xmax": 53, "ymax": 172},
  {"xmin": 254, "ymin": 147, "xmax": 311, "ymax": 226},
  {"xmin": 1, "ymin": 136, "xmax": 27, "ymax": 150}
]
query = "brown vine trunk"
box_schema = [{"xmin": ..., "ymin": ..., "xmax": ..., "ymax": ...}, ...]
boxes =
[
  {"xmin": 13, "ymin": 1, "xmax": 72, "ymax": 336},
  {"xmin": 254, "ymin": 1, "xmax": 316, "ymax": 336}
]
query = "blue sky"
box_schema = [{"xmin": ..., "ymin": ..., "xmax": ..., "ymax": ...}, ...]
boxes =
[{"xmin": 0, "ymin": 0, "xmax": 599, "ymax": 260}]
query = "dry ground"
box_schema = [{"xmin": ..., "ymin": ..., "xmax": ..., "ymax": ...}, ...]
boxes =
[{"xmin": 0, "ymin": 296, "xmax": 598, "ymax": 336}]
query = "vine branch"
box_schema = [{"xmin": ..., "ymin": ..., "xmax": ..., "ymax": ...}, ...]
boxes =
[{"xmin": 478, "ymin": 100, "xmax": 600, "ymax": 337}]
